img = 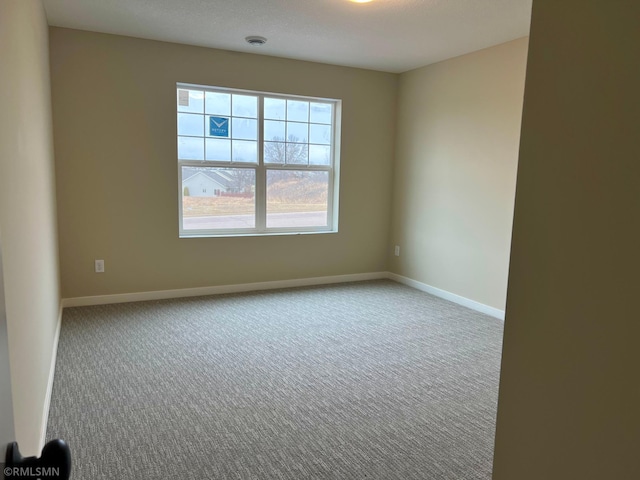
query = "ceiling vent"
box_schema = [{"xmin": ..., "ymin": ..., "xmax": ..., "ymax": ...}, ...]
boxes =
[{"xmin": 245, "ymin": 36, "xmax": 267, "ymax": 47}]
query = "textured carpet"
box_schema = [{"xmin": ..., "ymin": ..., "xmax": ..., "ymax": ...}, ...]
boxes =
[{"xmin": 47, "ymin": 280, "xmax": 504, "ymax": 479}]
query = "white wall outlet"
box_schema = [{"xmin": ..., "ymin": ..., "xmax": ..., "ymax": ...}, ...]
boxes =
[
  {"xmin": 95, "ymin": 259, "xmax": 105, "ymax": 273},
  {"xmin": 394, "ymin": 245, "xmax": 400, "ymax": 257}
]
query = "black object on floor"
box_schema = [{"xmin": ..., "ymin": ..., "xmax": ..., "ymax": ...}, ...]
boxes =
[{"xmin": 5, "ymin": 439, "xmax": 71, "ymax": 479}]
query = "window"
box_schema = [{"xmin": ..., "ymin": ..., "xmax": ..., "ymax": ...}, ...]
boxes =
[{"xmin": 177, "ymin": 83, "xmax": 341, "ymax": 237}]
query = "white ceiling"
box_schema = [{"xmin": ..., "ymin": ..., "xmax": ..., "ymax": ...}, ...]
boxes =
[{"xmin": 42, "ymin": 0, "xmax": 532, "ymax": 73}]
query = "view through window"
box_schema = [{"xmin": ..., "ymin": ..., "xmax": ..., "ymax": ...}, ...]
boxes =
[{"xmin": 177, "ymin": 84, "xmax": 340, "ymax": 236}]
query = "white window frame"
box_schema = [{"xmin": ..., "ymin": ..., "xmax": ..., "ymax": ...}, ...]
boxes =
[{"xmin": 177, "ymin": 83, "xmax": 341, "ymax": 238}]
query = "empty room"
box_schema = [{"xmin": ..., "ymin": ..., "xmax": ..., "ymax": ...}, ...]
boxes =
[{"xmin": 2, "ymin": 1, "xmax": 639, "ymax": 479}]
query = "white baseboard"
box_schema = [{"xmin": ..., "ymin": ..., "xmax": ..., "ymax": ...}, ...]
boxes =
[
  {"xmin": 61, "ymin": 272, "xmax": 504, "ymax": 320},
  {"xmin": 62, "ymin": 272, "xmax": 388, "ymax": 308},
  {"xmin": 387, "ymin": 273, "xmax": 505, "ymax": 320},
  {"xmin": 39, "ymin": 302, "xmax": 62, "ymax": 452}
]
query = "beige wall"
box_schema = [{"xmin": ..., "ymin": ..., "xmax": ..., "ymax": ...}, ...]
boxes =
[
  {"xmin": 389, "ymin": 38, "xmax": 528, "ymax": 310},
  {"xmin": 493, "ymin": 1, "xmax": 640, "ymax": 478},
  {"xmin": 50, "ymin": 28, "xmax": 397, "ymax": 299},
  {"xmin": 0, "ymin": 0, "xmax": 61, "ymax": 456},
  {"xmin": 0, "ymin": 233, "xmax": 15, "ymax": 450}
]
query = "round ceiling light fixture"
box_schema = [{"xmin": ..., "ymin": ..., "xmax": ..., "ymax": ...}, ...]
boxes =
[
  {"xmin": 350, "ymin": 0, "xmax": 373, "ymax": 3},
  {"xmin": 245, "ymin": 36, "xmax": 267, "ymax": 46}
]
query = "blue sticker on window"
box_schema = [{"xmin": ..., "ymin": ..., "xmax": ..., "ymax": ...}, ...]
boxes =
[{"xmin": 209, "ymin": 116, "xmax": 229, "ymax": 137}]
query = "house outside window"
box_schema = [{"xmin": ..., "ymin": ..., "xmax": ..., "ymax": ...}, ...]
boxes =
[{"xmin": 177, "ymin": 83, "xmax": 341, "ymax": 237}]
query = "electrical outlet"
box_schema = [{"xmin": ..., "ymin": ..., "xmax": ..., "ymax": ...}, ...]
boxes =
[
  {"xmin": 394, "ymin": 245, "xmax": 400, "ymax": 257},
  {"xmin": 95, "ymin": 259, "xmax": 105, "ymax": 273}
]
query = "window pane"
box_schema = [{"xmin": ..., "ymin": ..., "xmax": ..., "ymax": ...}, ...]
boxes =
[
  {"xmin": 177, "ymin": 89, "xmax": 204, "ymax": 114},
  {"xmin": 182, "ymin": 167, "xmax": 255, "ymax": 230},
  {"xmin": 266, "ymin": 170, "xmax": 328, "ymax": 228},
  {"xmin": 309, "ymin": 145, "xmax": 331, "ymax": 165},
  {"xmin": 264, "ymin": 142, "xmax": 285, "ymax": 164},
  {"xmin": 264, "ymin": 120, "xmax": 286, "ymax": 142},
  {"xmin": 310, "ymin": 102, "xmax": 332, "ymax": 124},
  {"xmin": 205, "ymin": 92, "xmax": 231, "ymax": 116},
  {"xmin": 287, "ymin": 100, "xmax": 309, "ymax": 122},
  {"xmin": 205, "ymin": 138, "xmax": 231, "ymax": 161},
  {"xmin": 232, "ymin": 94, "xmax": 258, "ymax": 118},
  {"xmin": 232, "ymin": 118, "xmax": 257, "ymax": 140},
  {"xmin": 232, "ymin": 140, "xmax": 258, "ymax": 163},
  {"xmin": 309, "ymin": 124, "xmax": 331, "ymax": 145},
  {"xmin": 178, "ymin": 136, "xmax": 204, "ymax": 160},
  {"xmin": 177, "ymin": 85, "xmax": 339, "ymax": 236},
  {"xmin": 286, "ymin": 144, "xmax": 308, "ymax": 165},
  {"xmin": 264, "ymin": 98, "xmax": 285, "ymax": 120},
  {"xmin": 286, "ymin": 122, "xmax": 308, "ymax": 143},
  {"xmin": 177, "ymin": 113, "xmax": 204, "ymax": 137}
]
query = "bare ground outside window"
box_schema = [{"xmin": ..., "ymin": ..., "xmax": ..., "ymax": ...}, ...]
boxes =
[{"xmin": 182, "ymin": 173, "xmax": 328, "ymax": 230}]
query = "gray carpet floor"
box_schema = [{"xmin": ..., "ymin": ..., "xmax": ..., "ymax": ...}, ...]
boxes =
[{"xmin": 46, "ymin": 280, "xmax": 504, "ymax": 479}]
